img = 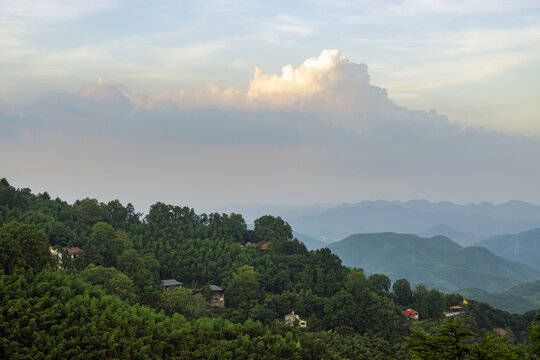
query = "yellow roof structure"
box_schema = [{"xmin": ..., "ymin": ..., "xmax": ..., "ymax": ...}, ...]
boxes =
[{"xmin": 462, "ymin": 300, "xmax": 468, "ymax": 305}]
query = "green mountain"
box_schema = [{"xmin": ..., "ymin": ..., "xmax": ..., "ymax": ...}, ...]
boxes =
[
  {"xmin": 473, "ymin": 228, "xmax": 540, "ymax": 270},
  {"xmin": 457, "ymin": 288, "xmax": 540, "ymax": 314},
  {"xmin": 328, "ymin": 232, "xmax": 540, "ymax": 293}
]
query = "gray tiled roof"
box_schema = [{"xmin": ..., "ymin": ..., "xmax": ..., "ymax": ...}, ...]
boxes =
[
  {"xmin": 209, "ymin": 284, "xmax": 223, "ymax": 291},
  {"xmin": 162, "ymin": 279, "xmax": 183, "ymax": 287}
]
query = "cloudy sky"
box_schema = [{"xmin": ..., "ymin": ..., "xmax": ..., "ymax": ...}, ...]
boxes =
[{"xmin": 1, "ymin": 0, "xmax": 540, "ymax": 211}]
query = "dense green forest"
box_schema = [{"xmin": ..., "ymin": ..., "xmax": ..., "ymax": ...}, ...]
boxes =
[{"xmin": 1, "ymin": 178, "xmax": 539, "ymax": 359}]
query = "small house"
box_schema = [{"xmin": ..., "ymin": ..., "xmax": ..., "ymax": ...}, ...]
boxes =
[
  {"xmin": 403, "ymin": 308, "xmax": 419, "ymax": 320},
  {"xmin": 162, "ymin": 279, "xmax": 183, "ymax": 291},
  {"xmin": 66, "ymin": 247, "xmax": 82, "ymax": 259},
  {"xmin": 209, "ymin": 285, "xmax": 225, "ymax": 308},
  {"xmin": 284, "ymin": 311, "xmax": 307, "ymax": 327},
  {"xmin": 444, "ymin": 305, "xmax": 463, "ymax": 318},
  {"xmin": 50, "ymin": 247, "xmax": 83, "ymax": 269},
  {"xmin": 192, "ymin": 285, "xmax": 226, "ymax": 307},
  {"xmin": 252, "ymin": 241, "xmax": 270, "ymax": 250}
]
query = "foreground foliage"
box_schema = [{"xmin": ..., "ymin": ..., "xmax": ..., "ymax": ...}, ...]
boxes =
[
  {"xmin": 0, "ymin": 269, "xmax": 337, "ymax": 359},
  {"xmin": 406, "ymin": 318, "xmax": 526, "ymax": 359}
]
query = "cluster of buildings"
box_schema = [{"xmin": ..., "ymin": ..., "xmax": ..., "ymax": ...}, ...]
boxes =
[
  {"xmin": 51, "ymin": 247, "xmax": 309, "ymax": 327},
  {"xmin": 161, "ymin": 278, "xmax": 226, "ymax": 308},
  {"xmin": 402, "ymin": 300, "xmax": 468, "ymax": 321},
  {"xmin": 161, "ymin": 278, "xmax": 308, "ymax": 327}
]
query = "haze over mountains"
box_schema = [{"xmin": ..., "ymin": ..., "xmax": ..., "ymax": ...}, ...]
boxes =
[
  {"xmin": 212, "ymin": 199, "xmax": 540, "ymax": 246},
  {"xmin": 209, "ymin": 199, "xmax": 540, "ymax": 312}
]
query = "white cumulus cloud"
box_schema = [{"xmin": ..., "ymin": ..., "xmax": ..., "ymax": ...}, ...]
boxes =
[{"xmin": 89, "ymin": 50, "xmax": 393, "ymax": 127}]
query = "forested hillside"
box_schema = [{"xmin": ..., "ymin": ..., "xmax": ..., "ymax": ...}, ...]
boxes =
[{"xmin": 1, "ymin": 178, "xmax": 539, "ymax": 359}]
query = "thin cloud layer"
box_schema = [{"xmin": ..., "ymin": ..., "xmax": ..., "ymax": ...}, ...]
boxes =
[{"xmin": 1, "ymin": 51, "xmax": 539, "ymax": 209}]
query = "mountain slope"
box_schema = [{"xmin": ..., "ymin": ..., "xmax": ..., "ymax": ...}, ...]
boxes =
[
  {"xmin": 504, "ymin": 280, "xmax": 540, "ymax": 303},
  {"xmin": 473, "ymin": 228, "xmax": 540, "ymax": 270},
  {"xmin": 328, "ymin": 232, "xmax": 540, "ymax": 293},
  {"xmin": 293, "ymin": 231, "xmax": 329, "ymax": 250},
  {"xmin": 457, "ymin": 288, "xmax": 540, "ymax": 314}
]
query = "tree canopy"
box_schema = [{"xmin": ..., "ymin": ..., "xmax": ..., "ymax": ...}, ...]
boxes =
[{"xmin": 0, "ymin": 178, "xmax": 538, "ymax": 359}]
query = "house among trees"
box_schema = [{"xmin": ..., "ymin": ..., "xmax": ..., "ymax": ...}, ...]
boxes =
[
  {"xmin": 284, "ymin": 311, "xmax": 307, "ymax": 327},
  {"xmin": 403, "ymin": 308, "xmax": 419, "ymax": 320},
  {"xmin": 192, "ymin": 285, "xmax": 226, "ymax": 307},
  {"xmin": 66, "ymin": 247, "xmax": 82, "ymax": 259},
  {"xmin": 242, "ymin": 241, "xmax": 270, "ymax": 250},
  {"xmin": 161, "ymin": 279, "xmax": 183, "ymax": 291},
  {"xmin": 51, "ymin": 246, "xmax": 83, "ymax": 264},
  {"xmin": 444, "ymin": 305, "xmax": 464, "ymax": 318},
  {"xmin": 246, "ymin": 240, "xmax": 269, "ymax": 250},
  {"xmin": 208, "ymin": 285, "xmax": 225, "ymax": 307}
]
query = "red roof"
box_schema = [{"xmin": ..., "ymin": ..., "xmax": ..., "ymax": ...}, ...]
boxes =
[
  {"xmin": 67, "ymin": 247, "xmax": 82, "ymax": 256},
  {"xmin": 403, "ymin": 309, "xmax": 419, "ymax": 316},
  {"xmin": 252, "ymin": 241, "xmax": 269, "ymax": 248}
]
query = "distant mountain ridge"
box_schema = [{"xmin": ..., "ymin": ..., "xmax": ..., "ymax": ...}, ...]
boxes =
[
  {"xmin": 473, "ymin": 228, "xmax": 540, "ymax": 270},
  {"xmin": 292, "ymin": 231, "xmax": 328, "ymax": 251},
  {"xmin": 200, "ymin": 203, "xmax": 330, "ymax": 225},
  {"xmin": 287, "ymin": 200, "xmax": 540, "ymax": 245},
  {"xmin": 418, "ymin": 225, "xmax": 483, "ymax": 246},
  {"xmin": 327, "ymin": 232, "xmax": 540, "ymax": 293}
]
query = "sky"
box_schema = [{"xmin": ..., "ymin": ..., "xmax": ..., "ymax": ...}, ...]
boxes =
[{"xmin": 1, "ymin": 0, "xmax": 540, "ymax": 212}]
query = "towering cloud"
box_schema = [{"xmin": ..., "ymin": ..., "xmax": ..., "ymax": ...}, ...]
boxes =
[
  {"xmin": 1, "ymin": 51, "xmax": 539, "ymax": 208},
  {"xmin": 104, "ymin": 50, "xmax": 390, "ymax": 118},
  {"xmin": 246, "ymin": 50, "xmax": 390, "ymax": 114}
]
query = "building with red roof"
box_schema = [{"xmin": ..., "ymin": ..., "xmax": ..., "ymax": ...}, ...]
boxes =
[
  {"xmin": 403, "ymin": 308, "xmax": 419, "ymax": 320},
  {"xmin": 66, "ymin": 247, "xmax": 82, "ymax": 258}
]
